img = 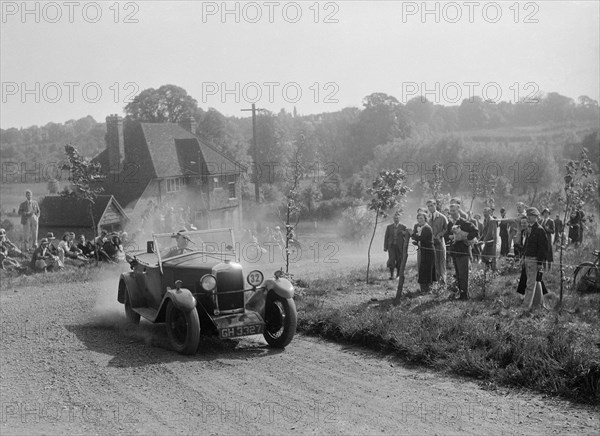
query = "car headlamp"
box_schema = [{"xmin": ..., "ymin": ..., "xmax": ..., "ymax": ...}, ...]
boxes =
[
  {"xmin": 200, "ymin": 274, "xmax": 217, "ymax": 292},
  {"xmin": 247, "ymin": 270, "xmax": 264, "ymax": 287}
]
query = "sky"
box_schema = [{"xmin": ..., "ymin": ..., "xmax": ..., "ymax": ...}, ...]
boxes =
[{"xmin": 1, "ymin": 0, "xmax": 599, "ymax": 128}]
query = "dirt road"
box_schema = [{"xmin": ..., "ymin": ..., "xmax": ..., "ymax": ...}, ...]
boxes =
[{"xmin": 1, "ymin": 271, "xmax": 598, "ymax": 435}]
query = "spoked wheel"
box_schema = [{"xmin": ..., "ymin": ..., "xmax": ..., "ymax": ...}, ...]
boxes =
[
  {"xmin": 122, "ymin": 283, "xmax": 140, "ymax": 325},
  {"xmin": 165, "ymin": 300, "xmax": 200, "ymax": 355},
  {"xmin": 263, "ymin": 295, "xmax": 297, "ymax": 348}
]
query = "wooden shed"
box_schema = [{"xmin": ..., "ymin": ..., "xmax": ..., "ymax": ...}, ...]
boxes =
[{"xmin": 38, "ymin": 195, "xmax": 129, "ymax": 239}]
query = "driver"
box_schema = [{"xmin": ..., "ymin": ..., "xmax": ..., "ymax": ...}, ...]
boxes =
[{"xmin": 165, "ymin": 229, "xmax": 191, "ymax": 258}]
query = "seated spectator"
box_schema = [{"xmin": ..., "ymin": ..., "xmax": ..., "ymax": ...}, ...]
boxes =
[
  {"xmin": 45, "ymin": 232, "xmax": 61, "ymax": 258},
  {"xmin": 0, "ymin": 228, "xmax": 27, "ymax": 259},
  {"xmin": 30, "ymin": 238, "xmax": 63, "ymax": 272},
  {"xmin": 1, "ymin": 244, "xmax": 23, "ymax": 270},
  {"xmin": 58, "ymin": 232, "xmax": 89, "ymax": 264},
  {"xmin": 77, "ymin": 235, "xmax": 96, "ymax": 258}
]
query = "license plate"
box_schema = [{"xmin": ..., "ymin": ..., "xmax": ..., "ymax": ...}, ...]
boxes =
[{"xmin": 220, "ymin": 323, "xmax": 264, "ymax": 338}]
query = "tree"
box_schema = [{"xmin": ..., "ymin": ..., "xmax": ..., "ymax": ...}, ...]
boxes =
[
  {"xmin": 422, "ymin": 162, "xmax": 443, "ymax": 201},
  {"xmin": 557, "ymin": 149, "xmax": 598, "ymax": 305},
  {"xmin": 278, "ymin": 145, "xmax": 304, "ymax": 275},
  {"xmin": 61, "ymin": 144, "xmax": 105, "ymax": 263},
  {"xmin": 466, "ymin": 167, "xmax": 496, "ymax": 213},
  {"xmin": 124, "ymin": 84, "xmax": 198, "ymax": 122},
  {"xmin": 365, "ymin": 169, "xmax": 411, "ymax": 285},
  {"xmin": 349, "ymin": 93, "xmax": 413, "ymax": 174}
]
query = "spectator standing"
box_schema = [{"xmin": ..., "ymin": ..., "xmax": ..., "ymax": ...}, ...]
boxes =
[
  {"xmin": 521, "ymin": 208, "xmax": 549, "ymax": 310},
  {"xmin": 540, "ymin": 208, "xmax": 554, "ymax": 270},
  {"xmin": 567, "ymin": 211, "xmax": 583, "ymax": 247},
  {"xmin": 426, "ymin": 200, "xmax": 448, "ymax": 284},
  {"xmin": 384, "ymin": 212, "xmax": 410, "ymax": 289},
  {"xmin": 499, "ymin": 208, "xmax": 510, "ymax": 256},
  {"xmin": 17, "ymin": 190, "xmax": 40, "ymax": 251},
  {"xmin": 447, "ymin": 204, "xmax": 479, "ymax": 300},
  {"xmin": 480, "ymin": 207, "xmax": 498, "ymax": 271},
  {"xmin": 412, "ymin": 211, "xmax": 436, "ymax": 293},
  {"xmin": 553, "ymin": 214, "xmax": 564, "ymax": 247}
]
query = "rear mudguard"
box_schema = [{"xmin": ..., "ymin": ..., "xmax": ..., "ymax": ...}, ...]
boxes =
[
  {"xmin": 263, "ymin": 277, "xmax": 294, "ymax": 299},
  {"xmin": 118, "ymin": 272, "xmax": 143, "ymax": 306}
]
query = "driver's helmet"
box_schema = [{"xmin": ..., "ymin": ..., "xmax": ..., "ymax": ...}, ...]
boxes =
[{"xmin": 275, "ymin": 226, "xmax": 280, "ymax": 231}]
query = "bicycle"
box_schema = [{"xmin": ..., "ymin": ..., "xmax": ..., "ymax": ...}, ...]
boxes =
[{"xmin": 573, "ymin": 250, "xmax": 600, "ymax": 293}]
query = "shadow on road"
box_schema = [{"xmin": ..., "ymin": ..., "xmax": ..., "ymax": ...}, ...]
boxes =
[{"xmin": 65, "ymin": 319, "xmax": 284, "ymax": 368}]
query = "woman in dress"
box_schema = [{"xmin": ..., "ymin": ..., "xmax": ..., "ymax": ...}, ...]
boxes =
[{"xmin": 412, "ymin": 211, "xmax": 436, "ymax": 293}]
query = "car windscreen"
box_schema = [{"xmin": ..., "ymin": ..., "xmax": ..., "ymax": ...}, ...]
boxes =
[{"xmin": 153, "ymin": 229, "xmax": 236, "ymax": 261}]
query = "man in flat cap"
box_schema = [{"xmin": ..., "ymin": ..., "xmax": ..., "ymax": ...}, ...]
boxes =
[
  {"xmin": 522, "ymin": 207, "xmax": 549, "ymax": 309},
  {"xmin": 384, "ymin": 212, "xmax": 410, "ymax": 283}
]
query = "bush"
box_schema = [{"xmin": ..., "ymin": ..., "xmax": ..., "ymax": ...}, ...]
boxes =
[{"xmin": 337, "ymin": 206, "xmax": 374, "ymax": 241}]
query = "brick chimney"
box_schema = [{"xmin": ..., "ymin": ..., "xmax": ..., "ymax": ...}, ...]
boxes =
[
  {"xmin": 179, "ymin": 115, "xmax": 197, "ymax": 134},
  {"xmin": 105, "ymin": 114, "xmax": 124, "ymax": 174}
]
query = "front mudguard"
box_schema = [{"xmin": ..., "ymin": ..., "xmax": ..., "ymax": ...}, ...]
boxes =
[
  {"xmin": 164, "ymin": 288, "xmax": 197, "ymax": 312},
  {"xmin": 263, "ymin": 278, "xmax": 294, "ymax": 299},
  {"xmin": 245, "ymin": 278, "xmax": 294, "ymax": 319}
]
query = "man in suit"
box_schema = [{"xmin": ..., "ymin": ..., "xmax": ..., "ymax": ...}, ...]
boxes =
[
  {"xmin": 17, "ymin": 189, "xmax": 40, "ymax": 251},
  {"xmin": 553, "ymin": 214, "xmax": 564, "ymax": 247},
  {"xmin": 522, "ymin": 207, "xmax": 549, "ymax": 309},
  {"xmin": 447, "ymin": 204, "xmax": 479, "ymax": 300},
  {"xmin": 540, "ymin": 208, "xmax": 554, "ymax": 270},
  {"xmin": 480, "ymin": 207, "xmax": 498, "ymax": 271},
  {"xmin": 426, "ymin": 199, "xmax": 448, "ymax": 284},
  {"xmin": 384, "ymin": 213, "xmax": 410, "ymax": 279},
  {"xmin": 499, "ymin": 208, "xmax": 510, "ymax": 256}
]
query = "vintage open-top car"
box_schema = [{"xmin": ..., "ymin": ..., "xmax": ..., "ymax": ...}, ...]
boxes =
[{"xmin": 117, "ymin": 228, "xmax": 297, "ymax": 354}]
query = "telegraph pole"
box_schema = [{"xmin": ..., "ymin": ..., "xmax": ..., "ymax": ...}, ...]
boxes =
[{"xmin": 241, "ymin": 103, "xmax": 264, "ymax": 203}]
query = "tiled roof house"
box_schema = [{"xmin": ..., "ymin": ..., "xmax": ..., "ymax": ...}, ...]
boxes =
[{"xmin": 93, "ymin": 115, "xmax": 244, "ymax": 231}]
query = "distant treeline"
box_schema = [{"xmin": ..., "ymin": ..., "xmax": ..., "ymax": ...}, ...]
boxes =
[{"xmin": 1, "ymin": 89, "xmax": 598, "ymax": 210}]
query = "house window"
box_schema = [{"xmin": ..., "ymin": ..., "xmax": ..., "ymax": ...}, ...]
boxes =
[
  {"xmin": 228, "ymin": 182, "xmax": 236, "ymax": 199},
  {"xmin": 213, "ymin": 177, "xmax": 221, "ymax": 189},
  {"xmin": 166, "ymin": 177, "xmax": 185, "ymax": 193}
]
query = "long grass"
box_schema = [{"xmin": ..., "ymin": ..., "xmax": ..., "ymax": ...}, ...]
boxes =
[{"xmin": 295, "ymin": 245, "xmax": 600, "ymax": 405}]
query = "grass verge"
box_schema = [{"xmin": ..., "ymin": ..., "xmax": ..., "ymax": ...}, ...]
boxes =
[{"xmin": 294, "ymin": 249, "xmax": 600, "ymax": 405}]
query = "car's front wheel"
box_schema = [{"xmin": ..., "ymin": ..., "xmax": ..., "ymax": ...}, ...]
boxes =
[
  {"xmin": 263, "ymin": 295, "xmax": 297, "ymax": 348},
  {"xmin": 165, "ymin": 300, "xmax": 200, "ymax": 355}
]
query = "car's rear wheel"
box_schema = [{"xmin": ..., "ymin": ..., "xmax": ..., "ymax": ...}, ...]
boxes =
[
  {"xmin": 165, "ymin": 300, "xmax": 200, "ymax": 355},
  {"xmin": 263, "ymin": 295, "xmax": 297, "ymax": 348},
  {"xmin": 122, "ymin": 284, "xmax": 140, "ymax": 325}
]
